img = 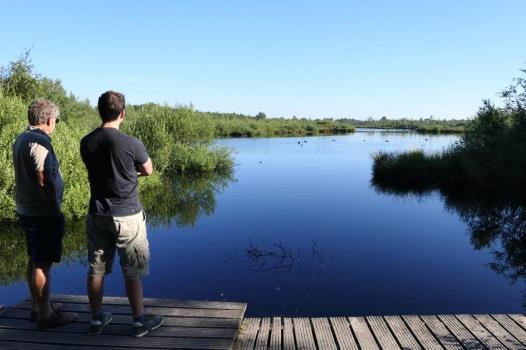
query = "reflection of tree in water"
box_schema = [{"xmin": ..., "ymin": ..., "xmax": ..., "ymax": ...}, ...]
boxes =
[
  {"xmin": 448, "ymin": 195, "xmax": 526, "ymax": 286},
  {"xmin": 140, "ymin": 173, "xmax": 234, "ymax": 227},
  {"xmin": 0, "ymin": 173, "xmax": 233, "ymax": 284},
  {"xmin": 373, "ymin": 178, "xmax": 526, "ymax": 306}
]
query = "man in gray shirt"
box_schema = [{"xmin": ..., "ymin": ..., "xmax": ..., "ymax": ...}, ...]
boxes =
[
  {"xmin": 81, "ymin": 91, "xmax": 163, "ymax": 337},
  {"xmin": 13, "ymin": 99, "xmax": 76, "ymax": 329}
]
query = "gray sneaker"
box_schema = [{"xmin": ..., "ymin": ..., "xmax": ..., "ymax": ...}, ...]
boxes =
[
  {"xmin": 89, "ymin": 312, "xmax": 112, "ymax": 335},
  {"xmin": 132, "ymin": 314, "xmax": 164, "ymax": 337}
]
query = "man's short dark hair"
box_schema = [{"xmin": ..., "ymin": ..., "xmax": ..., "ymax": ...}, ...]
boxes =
[{"xmin": 98, "ymin": 91, "xmax": 125, "ymax": 122}]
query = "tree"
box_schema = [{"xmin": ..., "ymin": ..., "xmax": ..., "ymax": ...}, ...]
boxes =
[
  {"xmin": 0, "ymin": 49, "xmax": 40, "ymax": 102},
  {"xmin": 501, "ymin": 68, "xmax": 526, "ymax": 111},
  {"xmin": 255, "ymin": 112, "xmax": 266, "ymax": 120}
]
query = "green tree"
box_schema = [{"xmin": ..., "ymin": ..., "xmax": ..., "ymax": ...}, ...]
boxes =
[{"xmin": 0, "ymin": 50, "xmax": 40, "ymax": 102}]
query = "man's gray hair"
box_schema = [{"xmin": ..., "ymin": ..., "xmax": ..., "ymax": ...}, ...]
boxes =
[{"xmin": 27, "ymin": 99, "xmax": 59, "ymax": 126}]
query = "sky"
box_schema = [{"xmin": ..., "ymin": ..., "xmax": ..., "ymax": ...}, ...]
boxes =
[{"xmin": 1, "ymin": 1, "xmax": 525, "ymax": 119}]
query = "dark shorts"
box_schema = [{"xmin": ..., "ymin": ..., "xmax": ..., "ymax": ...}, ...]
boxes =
[{"xmin": 18, "ymin": 213, "xmax": 65, "ymax": 264}]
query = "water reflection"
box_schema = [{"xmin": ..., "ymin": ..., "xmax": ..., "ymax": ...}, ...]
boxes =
[
  {"xmin": 141, "ymin": 173, "xmax": 234, "ymax": 227},
  {"xmin": 0, "ymin": 173, "xmax": 233, "ymax": 284},
  {"xmin": 373, "ymin": 179, "xmax": 526, "ymax": 306},
  {"xmin": 223, "ymin": 239, "xmax": 326, "ymax": 275},
  {"xmin": 0, "ymin": 219, "xmax": 86, "ymax": 284}
]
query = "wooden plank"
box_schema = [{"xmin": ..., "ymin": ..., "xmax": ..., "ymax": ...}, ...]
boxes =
[
  {"xmin": 438, "ymin": 315, "xmax": 485, "ymax": 350},
  {"xmin": 0, "ymin": 340, "xmax": 152, "ymax": 350},
  {"xmin": 366, "ymin": 316, "xmax": 401, "ymax": 350},
  {"xmin": 473, "ymin": 314, "xmax": 523, "ymax": 349},
  {"xmin": 0, "ymin": 307, "xmax": 241, "ymax": 328},
  {"xmin": 384, "ymin": 315, "xmax": 422, "ymax": 350},
  {"xmin": 0, "ymin": 328, "xmax": 232, "ymax": 349},
  {"xmin": 311, "ymin": 317, "xmax": 337, "ymax": 349},
  {"xmin": 349, "ymin": 317, "xmax": 379, "ymax": 350},
  {"xmin": 420, "ymin": 315, "xmax": 464, "ymax": 350},
  {"xmin": 294, "ymin": 318, "xmax": 316, "ymax": 350},
  {"xmin": 283, "ymin": 318, "xmax": 295, "ymax": 350},
  {"xmin": 493, "ymin": 315, "xmax": 526, "ymax": 346},
  {"xmin": 236, "ymin": 318, "xmax": 259, "ymax": 350},
  {"xmin": 508, "ymin": 315, "xmax": 526, "ymax": 332},
  {"xmin": 456, "ymin": 314, "xmax": 507, "ymax": 349},
  {"xmin": 254, "ymin": 317, "xmax": 270, "ymax": 350},
  {"xmin": 47, "ymin": 294, "xmax": 247, "ymax": 310},
  {"xmin": 329, "ymin": 317, "xmax": 359, "ymax": 350},
  {"xmin": 402, "ymin": 315, "xmax": 442, "ymax": 349},
  {"xmin": 14, "ymin": 300, "xmax": 243, "ymax": 319},
  {"xmin": 0, "ymin": 317, "xmax": 237, "ymax": 338},
  {"xmin": 269, "ymin": 317, "xmax": 281, "ymax": 350}
]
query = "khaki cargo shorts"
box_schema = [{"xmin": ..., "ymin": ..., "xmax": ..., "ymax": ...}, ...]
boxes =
[{"xmin": 87, "ymin": 211, "xmax": 150, "ymax": 280}]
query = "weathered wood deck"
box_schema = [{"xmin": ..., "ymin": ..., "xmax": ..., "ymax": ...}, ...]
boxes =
[
  {"xmin": 235, "ymin": 315, "xmax": 526, "ymax": 349},
  {"xmin": 0, "ymin": 294, "xmax": 247, "ymax": 349},
  {"xmin": 3, "ymin": 296, "xmax": 526, "ymax": 349}
]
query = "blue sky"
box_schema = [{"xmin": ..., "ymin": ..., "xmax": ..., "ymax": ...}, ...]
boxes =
[{"xmin": 1, "ymin": 1, "xmax": 525, "ymax": 119}]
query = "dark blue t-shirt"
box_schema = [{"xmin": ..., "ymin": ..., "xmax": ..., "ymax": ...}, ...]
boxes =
[
  {"xmin": 80, "ymin": 127, "xmax": 149, "ymax": 216},
  {"xmin": 13, "ymin": 127, "xmax": 64, "ymax": 216}
]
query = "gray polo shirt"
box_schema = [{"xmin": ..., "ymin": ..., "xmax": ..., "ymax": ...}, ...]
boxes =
[{"xmin": 12, "ymin": 126, "xmax": 64, "ymax": 216}]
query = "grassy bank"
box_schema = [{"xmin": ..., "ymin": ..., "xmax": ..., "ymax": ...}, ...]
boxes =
[
  {"xmin": 372, "ymin": 69, "xmax": 526, "ymax": 194},
  {"xmin": 343, "ymin": 117, "xmax": 467, "ymax": 134},
  {"xmin": 201, "ymin": 111, "xmax": 355, "ymax": 137}
]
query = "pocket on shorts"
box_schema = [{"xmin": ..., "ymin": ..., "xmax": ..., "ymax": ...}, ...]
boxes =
[{"xmin": 114, "ymin": 221, "xmax": 140, "ymax": 243}]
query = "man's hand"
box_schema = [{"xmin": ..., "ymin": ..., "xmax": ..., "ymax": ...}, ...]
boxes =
[{"xmin": 136, "ymin": 158, "xmax": 153, "ymax": 177}]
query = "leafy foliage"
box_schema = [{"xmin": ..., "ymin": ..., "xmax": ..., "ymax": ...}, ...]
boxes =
[{"xmin": 0, "ymin": 54, "xmax": 234, "ymax": 221}]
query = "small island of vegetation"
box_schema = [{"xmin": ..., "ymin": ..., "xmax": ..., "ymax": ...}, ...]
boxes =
[{"xmin": 372, "ymin": 68, "xmax": 526, "ymax": 194}]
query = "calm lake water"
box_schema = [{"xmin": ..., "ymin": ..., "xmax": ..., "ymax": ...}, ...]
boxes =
[{"xmin": 1, "ymin": 129, "xmax": 525, "ymax": 317}]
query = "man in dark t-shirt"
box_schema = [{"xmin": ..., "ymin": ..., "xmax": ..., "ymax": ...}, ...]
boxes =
[{"xmin": 80, "ymin": 91, "xmax": 163, "ymax": 337}]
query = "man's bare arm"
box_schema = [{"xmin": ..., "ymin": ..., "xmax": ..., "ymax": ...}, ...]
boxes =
[{"xmin": 136, "ymin": 158, "xmax": 153, "ymax": 177}]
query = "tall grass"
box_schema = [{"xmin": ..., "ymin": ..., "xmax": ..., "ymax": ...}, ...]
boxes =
[{"xmin": 126, "ymin": 104, "xmax": 233, "ymax": 174}]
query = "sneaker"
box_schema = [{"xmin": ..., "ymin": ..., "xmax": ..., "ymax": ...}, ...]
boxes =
[
  {"xmin": 132, "ymin": 314, "xmax": 164, "ymax": 337},
  {"xmin": 89, "ymin": 312, "xmax": 112, "ymax": 335}
]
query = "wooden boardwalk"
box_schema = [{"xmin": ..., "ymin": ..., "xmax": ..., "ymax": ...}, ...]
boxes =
[
  {"xmin": 235, "ymin": 315, "xmax": 526, "ymax": 349},
  {"xmin": 0, "ymin": 294, "xmax": 247, "ymax": 349}
]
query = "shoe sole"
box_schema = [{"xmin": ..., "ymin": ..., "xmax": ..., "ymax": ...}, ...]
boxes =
[
  {"xmin": 133, "ymin": 317, "xmax": 164, "ymax": 338},
  {"xmin": 89, "ymin": 316, "xmax": 113, "ymax": 335}
]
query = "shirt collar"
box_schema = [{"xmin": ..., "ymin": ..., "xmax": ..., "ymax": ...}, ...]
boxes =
[{"xmin": 27, "ymin": 126, "xmax": 51, "ymax": 140}]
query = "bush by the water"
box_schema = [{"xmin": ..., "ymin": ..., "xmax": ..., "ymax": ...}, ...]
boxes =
[
  {"xmin": 372, "ymin": 69, "xmax": 526, "ymax": 193},
  {"xmin": 0, "ymin": 53, "xmax": 233, "ymax": 221}
]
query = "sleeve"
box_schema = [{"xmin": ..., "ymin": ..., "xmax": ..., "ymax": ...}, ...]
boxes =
[
  {"xmin": 28, "ymin": 142, "xmax": 50, "ymax": 172},
  {"xmin": 133, "ymin": 138, "xmax": 150, "ymax": 165}
]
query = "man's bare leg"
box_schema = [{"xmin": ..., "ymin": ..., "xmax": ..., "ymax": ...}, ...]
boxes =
[
  {"xmin": 33, "ymin": 263, "xmax": 53, "ymax": 320},
  {"xmin": 27, "ymin": 259, "xmax": 38, "ymax": 313},
  {"xmin": 125, "ymin": 279, "xmax": 144, "ymax": 318},
  {"xmin": 87, "ymin": 275, "xmax": 105, "ymax": 316}
]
